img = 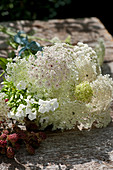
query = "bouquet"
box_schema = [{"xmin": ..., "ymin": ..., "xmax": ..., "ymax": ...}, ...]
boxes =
[{"xmin": 0, "ymin": 30, "xmax": 113, "ymax": 132}]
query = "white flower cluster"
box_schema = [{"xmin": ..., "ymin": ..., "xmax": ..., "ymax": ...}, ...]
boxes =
[
  {"xmin": 2, "ymin": 42, "xmax": 113, "ymax": 130},
  {"xmin": 6, "ymin": 57, "xmax": 29, "ymax": 90},
  {"xmin": 7, "ymin": 96, "xmax": 38, "ymax": 121}
]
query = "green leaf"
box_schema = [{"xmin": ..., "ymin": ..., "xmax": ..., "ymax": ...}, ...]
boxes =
[
  {"xmin": 14, "ymin": 31, "xmax": 28, "ymax": 45},
  {"xmin": 0, "ymin": 57, "xmax": 8, "ymax": 71},
  {"xmin": 27, "ymin": 41, "xmax": 42, "ymax": 54}
]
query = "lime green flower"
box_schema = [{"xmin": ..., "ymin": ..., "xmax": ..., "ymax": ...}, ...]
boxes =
[{"xmin": 75, "ymin": 81, "xmax": 93, "ymax": 103}]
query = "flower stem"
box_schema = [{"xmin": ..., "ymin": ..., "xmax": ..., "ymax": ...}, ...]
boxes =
[{"xmin": 0, "ymin": 71, "xmax": 5, "ymax": 78}]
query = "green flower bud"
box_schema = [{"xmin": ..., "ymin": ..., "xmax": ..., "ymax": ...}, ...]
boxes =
[{"xmin": 75, "ymin": 81, "xmax": 93, "ymax": 103}]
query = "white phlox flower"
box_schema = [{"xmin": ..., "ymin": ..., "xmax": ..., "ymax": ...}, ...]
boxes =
[
  {"xmin": 15, "ymin": 104, "xmax": 26, "ymax": 120},
  {"xmin": 38, "ymin": 99, "xmax": 51, "ymax": 113},
  {"xmin": 49, "ymin": 98, "xmax": 59, "ymax": 111},
  {"xmin": 8, "ymin": 110, "xmax": 17, "ymax": 120},
  {"xmin": 38, "ymin": 98, "xmax": 59, "ymax": 113},
  {"xmin": 28, "ymin": 108, "xmax": 37, "ymax": 121}
]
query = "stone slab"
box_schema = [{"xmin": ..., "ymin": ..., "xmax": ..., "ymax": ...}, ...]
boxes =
[
  {"xmin": 0, "ymin": 17, "xmax": 113, "ymax": 62},
  {"xmin": 0, "ymin": 18, "xmax": 113, "ymax": 169}
]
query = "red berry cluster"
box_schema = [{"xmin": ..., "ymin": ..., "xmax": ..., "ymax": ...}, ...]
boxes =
[{"xmin": 0, "ymin": 123, "xmax": 46, "ymax": 159}]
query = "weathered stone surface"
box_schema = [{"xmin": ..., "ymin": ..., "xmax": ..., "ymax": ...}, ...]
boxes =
[
  {"xmin": 1, "ymin": 126, "xmax": 113, "ymax": 169},
  {"xmin": 0, "ymin": 17, "xmax": 113, "ymax": 169},
  {"xmin": 0, "ymin": 17, "xmax": 113, "ymax": 61}
]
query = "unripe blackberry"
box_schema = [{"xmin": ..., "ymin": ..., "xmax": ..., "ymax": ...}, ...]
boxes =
[
  {"xmin": 7, "ymin": 133, "xmax": 19, "ymax": 144},
  {"xmin": 0, "ymin": 140, "xmax": 7, "ymax": 148},
  {"xmin": 6, "ymin": 146, "xmax": 15, "ymax": 159},
  {"xmin": 0, "ymin": 133, "xmax": 7, "ymax": 140}
]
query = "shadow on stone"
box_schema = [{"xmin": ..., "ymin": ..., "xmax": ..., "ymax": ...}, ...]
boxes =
[
  {"xmin": 101, "ymin": 61, "xmax": 113, "ymax": 79},
  {"xmin": 2, "ymin": 127, "xmax": 112, "ymax": 169}
]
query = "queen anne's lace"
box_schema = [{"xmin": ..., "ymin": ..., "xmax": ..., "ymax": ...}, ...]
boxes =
[
  {"xmin": 2, "ymin": 42, "xmax": 113, "ymax": 130},
  {"xmin": 0, "ymin": 93, "xmax": 9, "ymax": 121}
]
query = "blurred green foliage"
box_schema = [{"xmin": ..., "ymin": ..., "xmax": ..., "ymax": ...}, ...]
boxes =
[{"xmin": 0, "ymin": 0, "xmax": 72, "ymax": 21}]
